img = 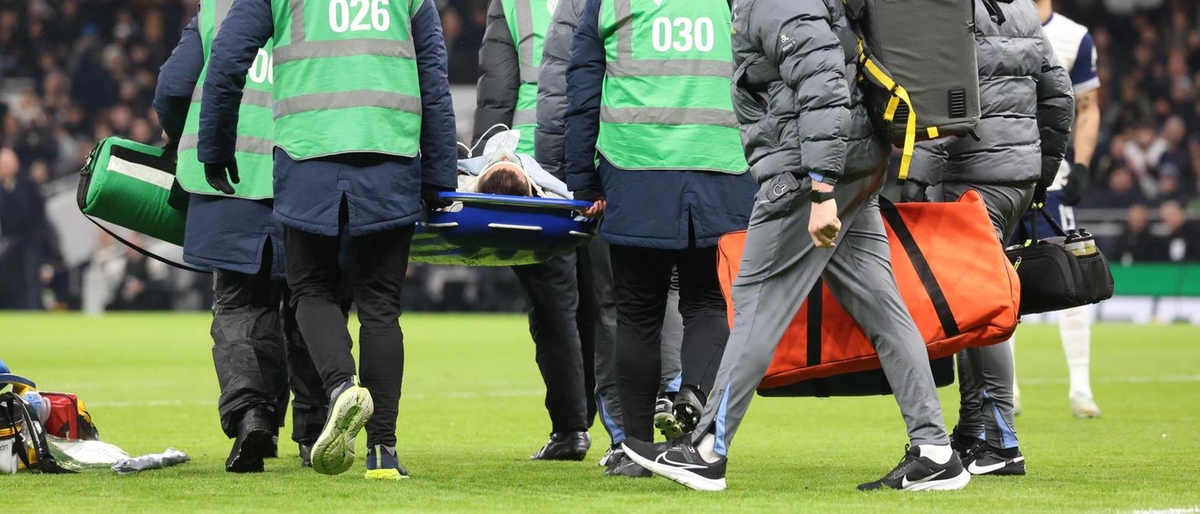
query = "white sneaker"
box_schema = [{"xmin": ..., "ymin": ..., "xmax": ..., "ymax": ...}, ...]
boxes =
[
  {"xmin": 311, "ymin": 379, "xmax": 374, "ymax": 475},
  {"xmin": 1070, "ymin": 392, "xmax": 1101, "ymax": 419}
]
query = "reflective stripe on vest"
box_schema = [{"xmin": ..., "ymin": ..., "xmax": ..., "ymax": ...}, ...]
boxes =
[
  {"xmin": 501, "ymin": 0, "xmax": 554, "ymax": 154},
  {"xmin": 176, "ymin": 0, "xmax": 277, "ymax": 198},
  {"xmin": 596, "ymin": 0, "xmax": 746, "ymax": 173},
  {"xmin": 271, "ymin": 0, "xmax": 423, "ymax": 160}
]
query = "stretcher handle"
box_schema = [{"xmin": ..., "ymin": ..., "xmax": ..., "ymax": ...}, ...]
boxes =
[{"xmin": 439, "ymin": 192, "xmax": 595, "ymax": 211}]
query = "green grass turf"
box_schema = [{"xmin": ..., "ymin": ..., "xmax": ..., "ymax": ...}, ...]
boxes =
[{"xmin": 1, "ymin": 314, "xmax": 1197, "ymax": 512}]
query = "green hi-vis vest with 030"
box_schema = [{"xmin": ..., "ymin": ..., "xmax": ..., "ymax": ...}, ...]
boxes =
[
  {"xmin": 271, "ymin": 0, "xmax": 424, "ymax": 160},
  {"xmin": 500, "ymin": 0, "xmax": 556, "ymax": 155},
  {"xmin": 596, "ymin": 0, "xmax": 746, "ymax": 174},
  {"xmin": 177, "ymin": 0, "xmax": 276, "ymax": 199}
]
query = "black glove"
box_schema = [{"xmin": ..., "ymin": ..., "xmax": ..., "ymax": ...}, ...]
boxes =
[
  {"xmin": 204, "ymin": 158, "xmax": 239, "ymax": 195},
  {"xmin": 1061, "ymin": 163, "xmax": 1089, "ymax": 206},
  {"xmin": 899, "ymin": 180, "xmax": 930, "ymax": 203},
  {"xmin": 1032, "ymin": 181, "xmax": 1049, "ymax": 206},
  {"xmin": 421, "ymin": 186, "xmax": 453, "ymax": 210},
  {"xmin": 573, "ymin": 187, "xmax": 605, "ymax": 203}
]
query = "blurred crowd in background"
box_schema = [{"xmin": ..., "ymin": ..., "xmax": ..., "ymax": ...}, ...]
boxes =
[{"xmin": 1, "ymin": 0, "xmax": 1198, "ymax": 312}]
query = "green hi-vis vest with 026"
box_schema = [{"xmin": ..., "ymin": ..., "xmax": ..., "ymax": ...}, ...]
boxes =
[
  {"xmin": 596, "ymin": 0, "xmax": 747, "ymax": 174},
  {"xmin": 177, "ymin": 0, "xmax": 275, "ymax": 199},
  {"xmin": 271, "ymin": 0, "xmax": 424, "ymax": 160},
  {"xmin": 500, "ymin": 0, "xmax": 556, "ymax": 155}
]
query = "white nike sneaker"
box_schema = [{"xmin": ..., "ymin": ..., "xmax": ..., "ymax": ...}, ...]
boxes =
[{"xmin": 1070, "ymin": 392, "xmax": 1101, "ymax": 419}]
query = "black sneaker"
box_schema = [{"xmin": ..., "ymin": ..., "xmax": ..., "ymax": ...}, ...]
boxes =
[
  {"xmin": 622, "ymin": 435, "xmax": 727, "ymax": 491},
  {"xmin": 530, "ymin": 431, "xmax": 591, "ymax": 461},
  {"xmin": 672, "ymin": 386, "xmax": 705, "ymax": 435},
  {"xmin": 603, "ymin": 449, "xmax": 652, "ymax": 478},
  {"xmin": 226, "ymin": 408, "xmax": 274, "ymax": 473},
  {"xmin": 653, "ymin": 394, "xmax": 683, "ymax": 440},
  {"xmin": 857, "ymin": 445, "xmax": 971, "ymax": 492},
  {"xmin": 950, "ymin": 428, "xmax": 985, "ymax": 462},
  {"xmin": 965, "ymin": 447, "xmax": 1026, "ymax": 476}
]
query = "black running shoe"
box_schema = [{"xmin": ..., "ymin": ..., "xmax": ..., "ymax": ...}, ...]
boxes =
[
  {"xmin": 672, "ymin": 386, "xmax": 706, "ymax": 435},
  {"xmin": 857, "ymin": 445, "xmax": 971, "ymax": 492},
  {"xmin": 603, "ymin": 449, "xmax": 652, "ymax": 478},
  {"xmin": 950, "ymin": 426, "xmax": 985, "ymax": 461},
  {"xmin": 965, "ymin": 447, "xmax": 1026, "ymax": 476},
  {"xmin": 530, "ymin": 431, "xmax": 591, "ymax": 461},
  {"xmin": 622, "ymin": 436, "xmax": 727, "ymax": 491},
  {"xmin": 226, "ymin": 408, "xmax": 274, "ymax": 473},
  {"xmin": 654, "ymin": 395, "xmax": 683, "ymax": 440}
]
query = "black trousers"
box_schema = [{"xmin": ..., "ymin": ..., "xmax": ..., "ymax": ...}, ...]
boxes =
[
  {"xmin": 285, "ymin": 223, "xmax": 414, "ymax": 448},
  {"xmin": 511, "ymin": 250, "xmax": 593, "ymax": 434},
  {"xmin": 609, "ymin": 244, "xmax": 730, "ymax": 441},
  {"xmin": 211, "ymin": 247, "xmax": 325, "ymax": 443}
]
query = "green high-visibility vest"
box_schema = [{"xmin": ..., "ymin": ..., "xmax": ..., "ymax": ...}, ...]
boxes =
[
  {"xmin": 270, "ymin": 0, "xmax": 424, "ymax": 160},
  {"xmin": 597, "ymin": 0, "xmax": 746, "ymax": 173},
  {"xmin": 177, "ymin": 0, "xmax": 276, "ymax": 199},
  {"xmin": 499, "ymin": 0, "xmax": 555, "ymax": 154}
]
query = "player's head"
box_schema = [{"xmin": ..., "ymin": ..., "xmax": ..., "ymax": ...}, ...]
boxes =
[{"xmin": 476, "ymin": 158, "xmax": 534, "ymax": 197}]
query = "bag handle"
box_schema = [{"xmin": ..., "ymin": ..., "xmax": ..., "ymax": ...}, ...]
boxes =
[
  {"xmin": 1017, "ymin": 205, "xmax": 1067, "ymax": 244},
  {"xmin": 981, "ymin": 0, "xmax": 1006, "ymax": 25},
  {"xmin": 878, "ymin": 197, "xmax": 962, "ymax": 337}
]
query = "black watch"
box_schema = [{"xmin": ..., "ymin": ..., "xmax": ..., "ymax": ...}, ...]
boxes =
[{"xmin": 810, "ymin": 190, "xmax": 836, "ymax": 204}]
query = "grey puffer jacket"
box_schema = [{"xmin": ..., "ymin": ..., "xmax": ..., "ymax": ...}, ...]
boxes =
[
  {"xmin": 731, "ymin": 0, "xmax": 889, "ymax": 186},
  {"xmin": 533, "ymin": 0, "xmax": 585, "ymax": 180},
  {"xmin": 909, "ymin": 0, "xmax": 1074, "ymax": 187}
]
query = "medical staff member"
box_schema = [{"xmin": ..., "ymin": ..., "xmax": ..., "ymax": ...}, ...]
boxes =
[
  {"xmin": 623, "ymin": 0, "xmax": 969, "ymax": 492},
  {"xmin": 903, "ymin": 0, "xmax": 1074, "ymax": 477},
  {"xmin": 154, "ymin": 3, "xmax": 327, "ymax": 474},
  {"xmin": 199, "ymin": 0, "xmax": 458, "ymax": 480},
  {"xmin": 564, "ymin": 0, "xmax": 757, "ymax": 463},
  {"xmin": 1015, "ymin": 0, "xmax": 1103, "ymax": 419},
  {"xmin": 474, "ymin": 0, "xmax": 593, "ymax": 463}
]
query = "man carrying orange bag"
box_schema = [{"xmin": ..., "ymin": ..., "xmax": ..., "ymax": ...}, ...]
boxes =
[{"xmin": 622, "ymin": 0, "xmax": 967, "ymax": 493}]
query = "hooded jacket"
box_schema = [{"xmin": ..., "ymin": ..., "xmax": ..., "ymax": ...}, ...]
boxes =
[
  {"xmin": 729, "ymin": 0, "xmax": 890, "ymax": 186},
  {"xmin": 909, "ymin": 0, "xmax": 1074, "ymax": 187}
]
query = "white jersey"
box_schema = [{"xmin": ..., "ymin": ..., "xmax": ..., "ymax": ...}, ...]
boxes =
[{"xmin": 1043, "ymin": 12, "xmax": 1099, "ymax": 189}]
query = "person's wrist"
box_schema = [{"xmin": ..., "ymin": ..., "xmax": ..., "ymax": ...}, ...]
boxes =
[{"xmin": 811, "ymin": 181, "xmax": 834, "ymax": 193}]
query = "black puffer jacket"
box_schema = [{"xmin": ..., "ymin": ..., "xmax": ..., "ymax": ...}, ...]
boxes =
[
  {"xmin": 730, "ymin": 0, "xmax": 889, "ymax": 186},
  {"xmin": 910, "ymin": 0, "xmax": 1074, "ymax": 187}
]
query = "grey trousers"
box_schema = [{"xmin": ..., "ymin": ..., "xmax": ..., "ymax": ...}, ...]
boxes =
[
  {"xmin": 694, "ymin": 173, "xmax": 949, "ymax": 454},
  {"xmin": 941, "ymin": 181, "xmax": 1033, "ymax": 450},
  {"xmin": 589, "ymin": 239, "xmax": 685, "ymax": 447}
]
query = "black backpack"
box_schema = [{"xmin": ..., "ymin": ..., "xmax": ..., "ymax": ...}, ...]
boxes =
[{"xmin": 843, "ymin": 0, "xmax": 1005, "ymax": 182}]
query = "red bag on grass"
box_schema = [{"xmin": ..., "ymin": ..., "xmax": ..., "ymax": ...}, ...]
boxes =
[{"xmin": 716, "ymin": 190, "xmax": 1020, "ymax": 396}]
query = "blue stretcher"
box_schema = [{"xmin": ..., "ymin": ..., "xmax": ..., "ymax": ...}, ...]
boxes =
[{"xmin": 410, "ymin": 192, "xmax": 599, "ymax": 266}]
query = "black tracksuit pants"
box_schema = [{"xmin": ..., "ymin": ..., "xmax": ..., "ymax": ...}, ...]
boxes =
[
  {"xmin": 285, "ymin": 223, "xmax": 415, "ymax": 448},
  {"xmin": 511, "ymin": 247, "xmax": 599, "ymax": 435},
  {"xmin": 609, "ymin": 244, "xmax": 730, "ymax": 441},
  {"xmin": 211, "ymin": 246, "xmax": 326, "ymax": 444}
]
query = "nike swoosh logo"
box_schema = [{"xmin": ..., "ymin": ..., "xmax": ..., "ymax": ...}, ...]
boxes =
[
  {"xmin": 901, "ymin": 469, "xmax": 946, "ymax": 489},
  {"xmin": 656, "ymin": 452, "xmax": 708, "ymax": 471},
  {"xmin": 968, "ymin": 460, "xmax": 1007, "ymax": 474}
]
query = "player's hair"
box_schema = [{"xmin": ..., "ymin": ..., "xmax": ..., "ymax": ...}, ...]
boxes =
[{"xmin": 475, "ymin": 164, "xmax": 533, "ymax": 197}]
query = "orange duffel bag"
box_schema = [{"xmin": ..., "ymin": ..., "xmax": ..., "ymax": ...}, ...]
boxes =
[{"xmin": 716, "ymin": 190, "xmax": 1020, "ymax": 397}]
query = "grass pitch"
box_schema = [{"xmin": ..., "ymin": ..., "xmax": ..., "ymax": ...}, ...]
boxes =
[{"xmin": 1, "ymin": 313, "xmax": 1197, "ymax": 512}]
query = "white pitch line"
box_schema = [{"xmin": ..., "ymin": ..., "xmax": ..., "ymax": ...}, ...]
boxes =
[
  {"xmin": 1132, "ymin": 508, "xmax": 1200, "ymax": 514},
  {"xmin": 1019, "ymin": 374, "xmax": 1200, "ymax": 386},
  {"xmin": 86, "ymin": 389, "xmax": 546, "ymax": 408}
]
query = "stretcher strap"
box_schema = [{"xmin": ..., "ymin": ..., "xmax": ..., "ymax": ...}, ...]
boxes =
[
  {"xmin": 879, "ymin": 201, "xmax": 961, "ymax": 337},
  {"xmin": 806, "ymin": 279, "xmax": 823, "ymax": 367}
]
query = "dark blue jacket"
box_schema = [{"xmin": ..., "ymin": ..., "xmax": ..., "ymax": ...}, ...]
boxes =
[
  {"xmin": 198, "ymin": 0, "xmax": 458, "ymax": 237},
  {"xmin": 564, "ymin": 0, "xmax": 756, "ymax": 250},
  {"xmin": 154, "ymin": 16, "xmax": 283, "ymax": 277}
]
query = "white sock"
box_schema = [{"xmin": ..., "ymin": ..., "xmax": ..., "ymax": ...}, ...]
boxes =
[
  {"xmin": 918, "ymin": 444, "xmax": 953, "ymax": 465},
  {"xmin": 695, "ymin": 434, "xmax": 722, "ymax": 463},
  {"xmin": 1059, "ymin": 306, "xmax": 1093, "ymax": 398}
]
